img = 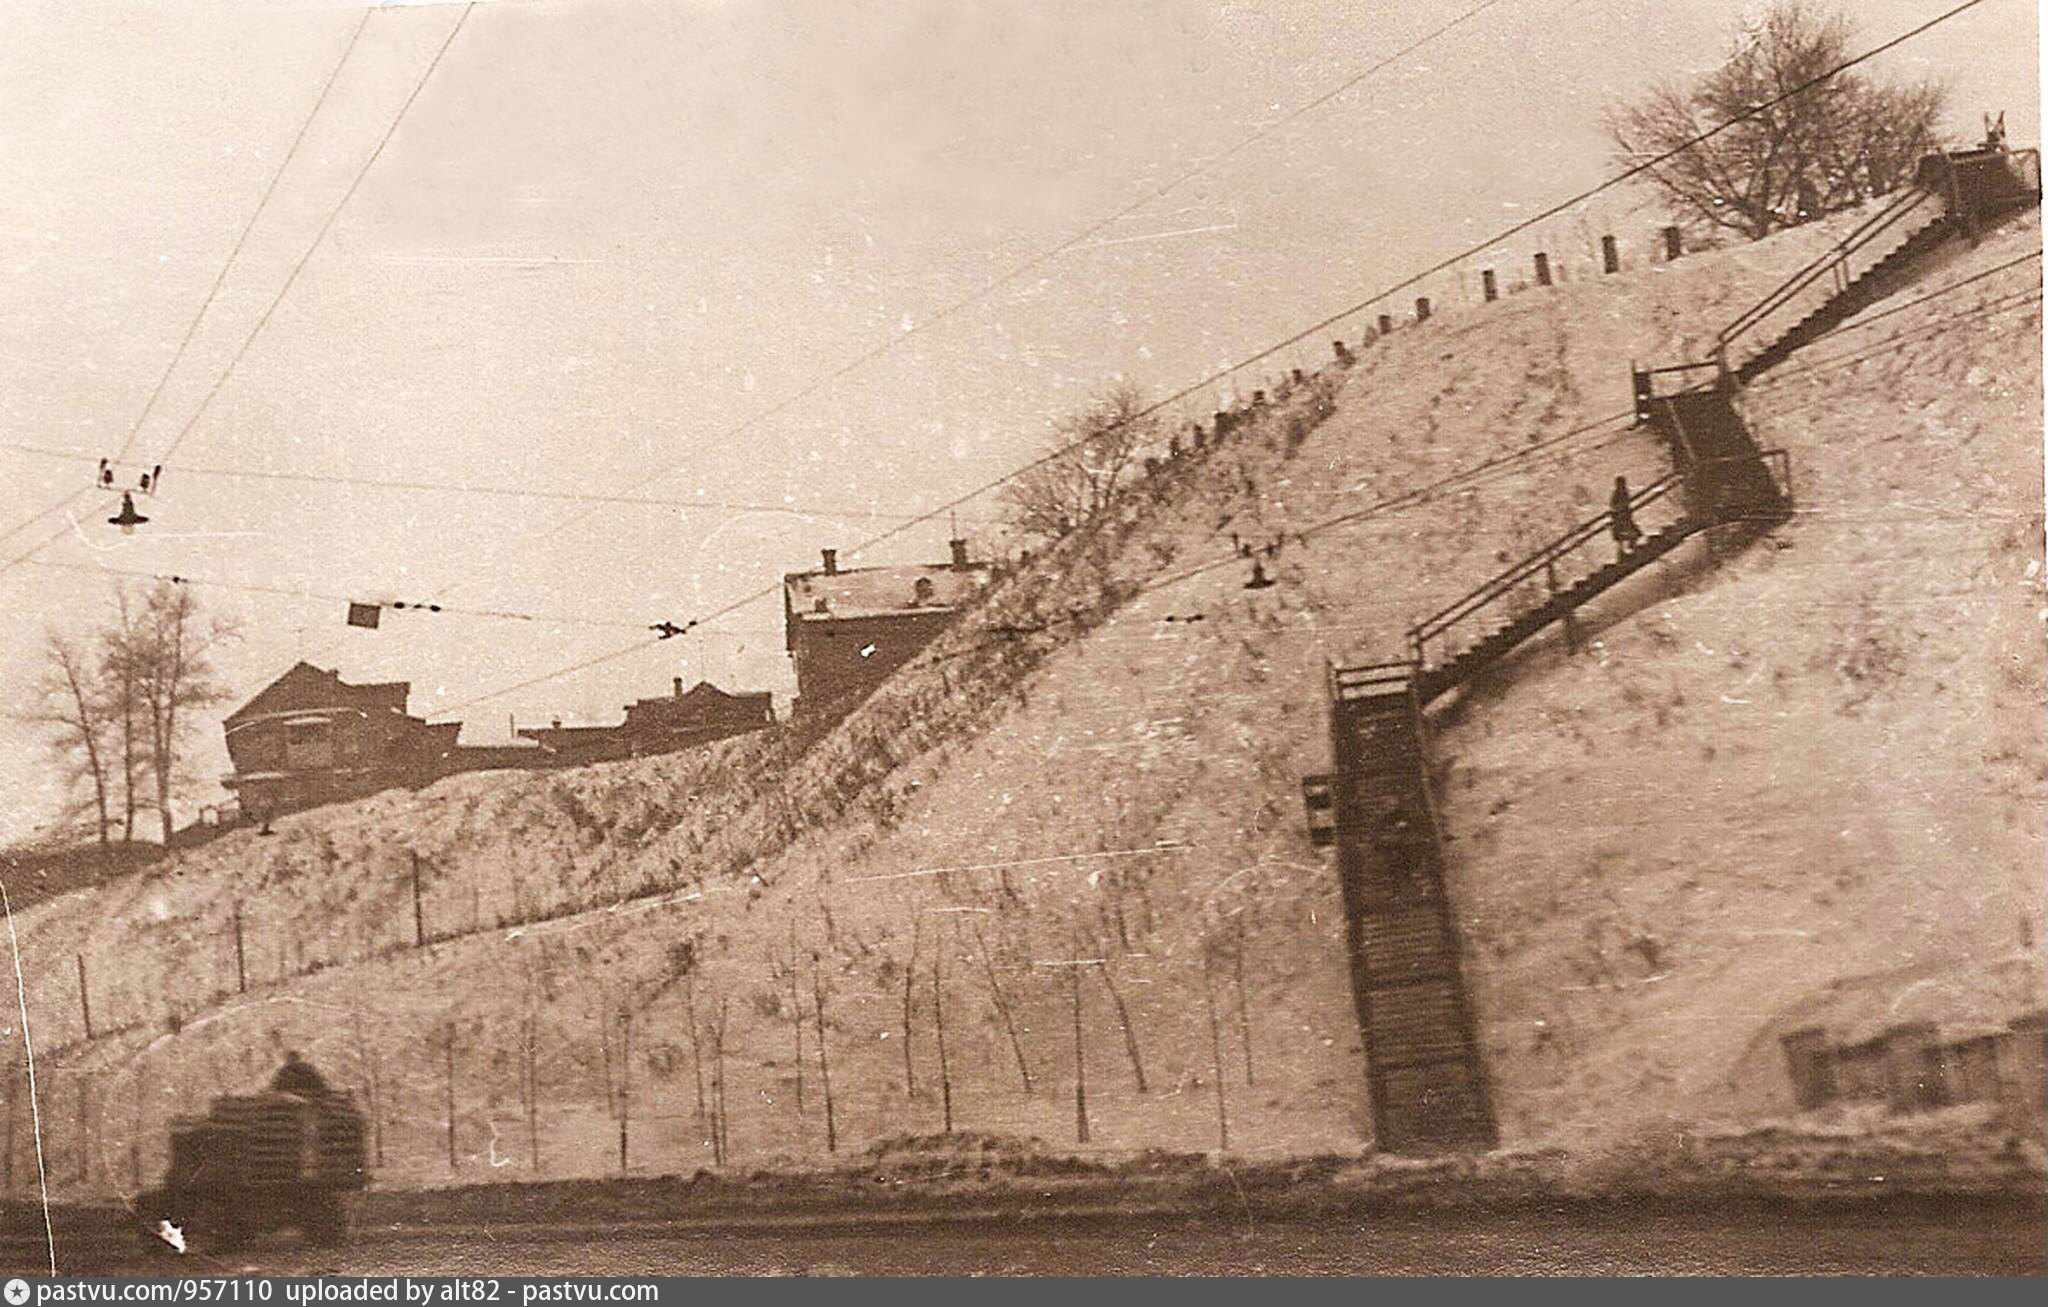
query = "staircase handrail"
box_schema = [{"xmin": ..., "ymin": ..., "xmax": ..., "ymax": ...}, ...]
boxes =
[
  {"xmin": 1714, "ymin": 186, "xmax": 1939, "ymax": 365},
  {"xmin": 1407, "ymin": 472, "xmax": 1683, "ymax": 658},
  {"xmin": 1331, "ymin": 659, "xmax": 1420, "ymax": 701}
]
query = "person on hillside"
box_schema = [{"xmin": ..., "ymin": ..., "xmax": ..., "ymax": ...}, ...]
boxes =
[
  {"xmin": 1609, "ymin": 475, "xmax": 1642, "ymax": 559},
  {"xmin": 271, "ymin": 1050, "xmax": 331, "ymax": 1097}
]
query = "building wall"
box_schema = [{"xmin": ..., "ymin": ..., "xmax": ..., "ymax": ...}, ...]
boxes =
[
  {"xmin": 1777, "ymin": 1013, "xmax": 2048, "ymax": 1121},
  {"xmin": 791, "ymin": 610, "xmax": 959, "ymax": 716},
  {"xmin": 226, "ymin": 708, "xmax": 454, "ymax": 818}
]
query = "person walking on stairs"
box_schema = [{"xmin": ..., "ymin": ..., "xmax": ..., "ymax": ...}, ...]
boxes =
[{"xmin": 1609, "ymin": 475, "xmax": 1642, "ymax": 559}]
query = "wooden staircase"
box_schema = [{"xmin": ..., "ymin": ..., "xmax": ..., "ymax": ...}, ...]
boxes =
[
  {"xmin": 1297, "ymin": 139, "xmax": 2032, "ymax": 1156},
  {"xmin": 1410, "ymin": 474, "xmax": 1700, "ymax": 704},
  {"xmin": 1308, "ymin": 663, "xmax": 1497, "ymax": 1154},
  {"xmin": 1729, "ymin": 211, "xmax": 1955, "ymax": 383},
  {"xmin": 1719, "ymin": 140, "xmax": 2041, "ymax": 385}
]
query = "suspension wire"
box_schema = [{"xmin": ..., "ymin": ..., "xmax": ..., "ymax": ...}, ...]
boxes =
[
  {"xmin": 145, "ymin": 4, "xmax": 476, "ymax": 469},
  {"xmin": 0, "ymin": 12, "xmax": 373, "ymax": 549},
  {"xmin": 416, "ymin": 0, "xmax": 1523, "ymax": 604},
  {"xmin": 23, "ymin": 0, "xmax": 1998, "ymax": 711},
  {"xmin": 0, "ymin": 444, "xmax": 1002, "ymax": 524}
]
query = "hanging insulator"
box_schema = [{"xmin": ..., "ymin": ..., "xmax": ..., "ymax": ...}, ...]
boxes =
[
  {"xmin": 1243, "ymin": 559, "xmax": 1274, "ymax": 590},
  {"xmin": 96, "ymin": 458, "xmax": 112, "ymax": 488},
  {"xmin": 108, "ymin": 492, "xmax": 149, "ymax": 534}
]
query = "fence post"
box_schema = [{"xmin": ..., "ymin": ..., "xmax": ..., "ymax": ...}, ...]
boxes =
[
  {"xmin": 1069, "ymin": 961, "xmax": 1090, "ymax": 1145},
  {"xmin": 932, "ymin": 951, "xmax": 952, "ymax": 1135},
  {"xmin": 1376, "ymin": 313, "xmax": 1393, "ymax": 336},
  {"xmin": 130, "ymin": 1064, "xmax": 145, "ymax": 1191},
  {"xmin": 77, "ymin": 1082, "xmax": 91, "ymax": 1183},
  {"xmin": 232, "ymin": 907, "xmax": 247, "ymax": 994},
  {"xmin": 1534, "ymin": 252, "xmax": 1552, "ymax": 287},
  {"xmin": 1601, "ymin": 234, "xmax": 1621, "ymax": 274},
  {"xmin": 1481, "ymin": 269, "xmax": 1498, "ymax": 302},
  {"xmin": 1663, "ymin": 225, "xmax": 1683, "ymax": 261},
  {"xmin": 1414, "ymin": 296, "xmax": 1432, "ymax": 322},
  {"xmin": 75, "ymin": 954, "xmax": 93, "ymax": 1042},
  {"xmin": 412, "ymin": 852, "xmax": 426, "ymax": 948},
  {"xmin": 1203, "ymin": 953, "xmax": 1229, "ymax": 1152},
  {"xmin": 3, "ymin": 1071, "xmax": 15, "ymax": 1193},
  {"xmin": 444, "ymin": 1024, "xmax": 457, "ymax": 1170},
  {"xmin": 618, "ymin": 1008, "xmax": 631, "ymax": 1174}
]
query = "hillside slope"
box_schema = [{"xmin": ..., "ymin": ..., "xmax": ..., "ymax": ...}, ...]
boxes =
[{"xmin": 4, "ymin": 206, "xmax": 2040, "ymax": 1198}]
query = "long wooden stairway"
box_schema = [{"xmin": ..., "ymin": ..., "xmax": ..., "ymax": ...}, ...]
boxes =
[
  {"xmin": 1304, "ymin": 664, "xmax": 1497, "ymax": 1153},
  {"xmin": 1719, "ymin": 187, "xmax": 1954, "ymax": 384},
  {"xmin": 1296, "ymin": 137, "xmax": 2032, "ymax": 1157},
  {"xmin": 1305, "ymin": 394, "xmax": 1787, "ymax": 1154}
]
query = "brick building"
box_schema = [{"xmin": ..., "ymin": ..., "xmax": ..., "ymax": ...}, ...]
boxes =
[
  {"xmin": 782, "ymin": 540, "xmax": 991, "ymax": 717},
  {"xmin": 517, "ymin": 678, "xmax": 775, "ymax": 763},
  {"xmin": 221, "ymin": 662, "xmax": 459, "ymax": 818}
]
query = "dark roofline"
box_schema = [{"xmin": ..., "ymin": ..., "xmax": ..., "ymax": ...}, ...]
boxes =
[{"xmin": 781, "ymin": 558, "xmax": 992, "ymax": 585}]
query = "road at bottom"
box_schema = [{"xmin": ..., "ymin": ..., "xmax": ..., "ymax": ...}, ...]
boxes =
[{"xmin": 54, "ymin": 1202, "xmax": 2048, "ymax": 1276}]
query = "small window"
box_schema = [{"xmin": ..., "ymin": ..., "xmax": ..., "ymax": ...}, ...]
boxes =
[{"xmin": 912, "ymin": 577, "xmax": 936, "ymax": 605}]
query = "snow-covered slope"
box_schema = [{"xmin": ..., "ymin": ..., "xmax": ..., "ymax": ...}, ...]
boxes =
[{"xmin": 5, "ymin": 205, "xmax": 2039, "ymax": 1197}]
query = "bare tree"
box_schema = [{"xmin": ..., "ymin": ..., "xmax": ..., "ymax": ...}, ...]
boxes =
[
  {"xmin": 100, "ymin": 589, "xmax": 148, "ymax": 843},
  {"xmin": 1605, "ymin": 2, "xmax": 1948, "ymax": 241},
  {"xmin": 117, "ymin": 581, "xmax": 238, "ymax": 844},
  {"xmin": 30, "ymin": 632, "xmax": 114, "ymax": 845},
  {"xmin": 1000, "ymin": 380, "xmax": 1158, "ymax": 543}
]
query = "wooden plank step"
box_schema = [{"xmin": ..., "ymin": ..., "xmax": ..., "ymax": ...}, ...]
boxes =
[
  {"xmin": 1365, "ymin": 979, "xmax": 1471, "ymax": 1067},
  {"xmin": 1360, "ymin": 907, "xmax": 1455, "ymax": 984},
  {"xmin": 1375, "ymin": 1061, "xmax": 1495, "ymax": 1152}
]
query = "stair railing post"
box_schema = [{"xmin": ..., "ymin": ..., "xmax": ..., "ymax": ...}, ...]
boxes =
[{"xmin": 1548, "ymin": 559, "xmax": 1578, "ymax": 655}]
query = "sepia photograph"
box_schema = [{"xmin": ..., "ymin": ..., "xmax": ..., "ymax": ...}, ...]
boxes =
[{"xmin": 0, "ymin": 0, "xmax": 2042, "ymax": 1279}]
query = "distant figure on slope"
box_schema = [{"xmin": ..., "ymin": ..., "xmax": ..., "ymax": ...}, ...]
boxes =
[
  {"xmin": 1609, "ymin": 475, "xmax": 1642, "ymax": 559},
  {"xmin": 271, "ymin": 1050, "xmax": 331, "ymax": 1097}
]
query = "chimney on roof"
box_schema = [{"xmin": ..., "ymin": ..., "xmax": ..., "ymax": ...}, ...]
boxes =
[
  {"xmin": 949, "ymin": 537, "xmax": 970, "ymax": 570},
  {"xmin": 821, "ymin": 548, "xmax": 839, "ymax": 575},
  {"xmin": 674, "ymin": 677, "xmax": 683, "ymax": 698}
]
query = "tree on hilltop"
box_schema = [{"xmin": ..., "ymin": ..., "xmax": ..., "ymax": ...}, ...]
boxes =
[
  {"xmin": 1605, "ymin": 1, "xmax": 1949, "ymax": 241},
  {"xmin": 1001, "ymin": 380, "xmax": 1158, "ymax": 545}
]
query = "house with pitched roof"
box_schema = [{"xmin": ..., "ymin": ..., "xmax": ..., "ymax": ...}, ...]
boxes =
[
  {"xmin": 781, "ymin": 539, "xmax": 991, "ymax": 717},
  {"xmin": 220, "ymin": 662, "xmax": 459, "ymax": 818}
]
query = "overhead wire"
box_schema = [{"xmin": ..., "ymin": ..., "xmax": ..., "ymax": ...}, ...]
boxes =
[
  {"xmin": 146, "ymin": 3, "xmax": 475, "ymax": 471},
  {"xmin": 1745, "ymin": 285, "xmax": 2042, "ymax": 391},
  {"xmin": 118, "ymin": 8, "xmax": 375, "ymax": 468},
  {"xmin": 0, "ymin": 443, "xmax": 1002, "ymax": 525},
  {"xmin": 54, "ymin": 0, "xmax": 2005, "ymax": 717},
  {"xmin": 0, "ymin": 3, "xmax": 470, "ymax": 581},
  {"xmin": 416, "ymin": 0, "xmax": 1523, "ymax": 604},
  {"xmin": 17, "ymin": 557, "xmax": 658, "ymax": 632},
  {"xmin": 776, "ymin": 0, "xmax": 2001, "ymax": 574},
  {"xmin": 0, "ymin": 9, "xmax": 373, "ymax": 551}
]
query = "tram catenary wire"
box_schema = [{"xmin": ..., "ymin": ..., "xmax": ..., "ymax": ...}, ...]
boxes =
[
  {"xmin": 0, "ymin": 5, "xmax": 473, "ymax": 576},
  {"xmin": 416, "ymin": 0, "xmax": 1524, "ymax": 606},
  {"xmin": 29, "ymin": 0, "xmax": 2001, "ymax": 709}
]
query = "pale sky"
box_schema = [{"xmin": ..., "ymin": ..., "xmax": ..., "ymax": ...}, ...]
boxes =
[{"xmin": 1, "ymin": 0, "xmax": 2037, "ymax": 841}]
